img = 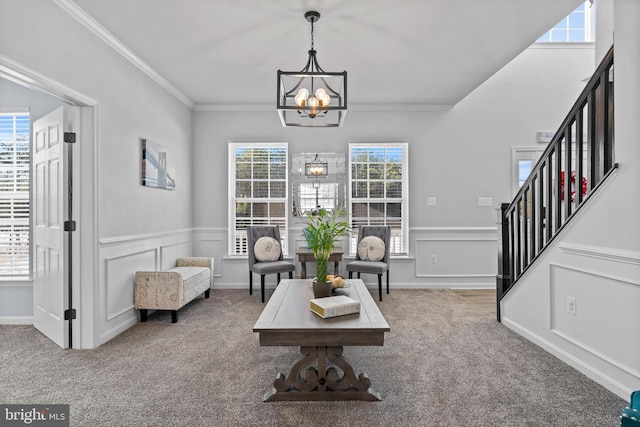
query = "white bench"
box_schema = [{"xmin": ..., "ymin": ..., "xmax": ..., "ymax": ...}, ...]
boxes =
[{"xmin": 134, "ymin": 257, "xmax": 214, "ymax": 323}]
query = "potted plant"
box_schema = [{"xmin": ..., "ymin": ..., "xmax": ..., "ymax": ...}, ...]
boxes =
[{"xmin": 302, "ymin": 208, "xmax": 351, "ymax": 297}]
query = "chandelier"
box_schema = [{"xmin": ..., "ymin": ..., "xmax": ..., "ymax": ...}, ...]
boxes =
[
  {"xmin": 277, "ymin": 11, "xmax": 347, "ymax": 127},
  {"xmin": 305, "ymin": 154, "xmax": 328, "ymax": 178}
]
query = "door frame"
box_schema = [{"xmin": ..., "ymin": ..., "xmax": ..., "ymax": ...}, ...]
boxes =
[{"xmin": 0, "ymin": 54, "xmax": 99, "ymax": 349}]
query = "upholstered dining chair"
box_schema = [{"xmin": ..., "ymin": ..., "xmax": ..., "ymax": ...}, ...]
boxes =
[
  {"xmin": 345, "ymin": 226, "xmax": 391, "ymax": 301},
  {"xmin": 246, "ymin": 226, "xmax": 295, "ymax": 303}
]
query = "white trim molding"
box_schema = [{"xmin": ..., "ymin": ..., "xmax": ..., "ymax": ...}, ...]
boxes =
[
  {"xmin": 52, "ymin": 0, "xmax": 194, "ymax": 109},
  {"xmin": 559, "ymin": 243, "xmax": 640, "ymax": 265}
]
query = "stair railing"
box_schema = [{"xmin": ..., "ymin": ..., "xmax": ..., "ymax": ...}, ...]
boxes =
[{"xmin": 497, "ymin": 46, "xmax": 616, "ymax": 320}]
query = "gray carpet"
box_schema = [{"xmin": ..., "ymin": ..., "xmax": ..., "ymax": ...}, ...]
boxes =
[{"xmin": 0, "ymin": 289, "xmax": 626, "ymax": 426}]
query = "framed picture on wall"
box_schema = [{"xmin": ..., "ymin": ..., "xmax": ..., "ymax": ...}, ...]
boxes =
[{"xmin": 141, "ymin": 138, "xmax": 176, "ymax": 190}]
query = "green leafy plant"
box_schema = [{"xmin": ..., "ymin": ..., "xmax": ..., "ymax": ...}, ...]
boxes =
[{"xmin": 302, "ymin": 208, "xmax": 351, "ymax": 284}]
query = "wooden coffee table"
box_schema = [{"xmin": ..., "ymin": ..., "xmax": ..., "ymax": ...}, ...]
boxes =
[{"xmin": 253, "ymin": 278, "xmax": 390, "ymax": 401}]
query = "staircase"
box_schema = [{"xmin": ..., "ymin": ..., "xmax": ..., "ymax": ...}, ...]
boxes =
[{"xmin": 496, "ymin": 46, "xmax": 616, "ymax": 321}]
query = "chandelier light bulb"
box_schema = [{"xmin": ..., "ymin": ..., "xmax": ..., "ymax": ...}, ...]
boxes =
[
  {"xmin": 315, "ymin": 88, "xmax": 330, "ymax": 107},
  {"xmin": 308, "ymin": 96, "xmax": 319, "ymax": 107}
]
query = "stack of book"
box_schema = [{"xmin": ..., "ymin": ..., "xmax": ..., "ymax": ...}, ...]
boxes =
[{"xmin": 310, "ymin": 295, "xmax": 360, "ymax": 318}]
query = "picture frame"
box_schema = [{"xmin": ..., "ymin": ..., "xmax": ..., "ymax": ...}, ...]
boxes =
[{"xmin": 141, "ymin": 138, "xmax": 176, "ymax": 190}]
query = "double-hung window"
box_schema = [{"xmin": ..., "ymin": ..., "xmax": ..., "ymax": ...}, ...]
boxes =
[
  {"xmin": 0, "ymin": 111, "xmax": 30, "ymax": 278},
  {"xmin": 349, "ymin": 142, "xmax": 408, "ymax": 255},
  {"xmin": 229, "ymin": 142, "xmax": 288, "ymax": 255}
]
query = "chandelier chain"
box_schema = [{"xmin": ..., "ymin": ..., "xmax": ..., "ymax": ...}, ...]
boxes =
[{"xmin": 310, "ymin": 19, "xmax": 315, "ymax": 50}]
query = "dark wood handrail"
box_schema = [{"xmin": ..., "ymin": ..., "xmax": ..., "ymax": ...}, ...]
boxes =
[{"xmin": 497, "ymin": 46, "xmax": 615, "ymax": 321}]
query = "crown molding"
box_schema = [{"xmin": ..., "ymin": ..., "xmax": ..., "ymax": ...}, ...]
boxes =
[
  {"xmin": 0, "ymin": 54, "xmax": 97, "ymax": 106},
  {"xmin": 52, "ymin": 0, "xmax": 194, "ymax": 109}
]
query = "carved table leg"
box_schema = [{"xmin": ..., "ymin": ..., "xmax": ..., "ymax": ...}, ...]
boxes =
[{"xmin": 263, "ymin": 346, "xmax": 381, "ymax": 401}]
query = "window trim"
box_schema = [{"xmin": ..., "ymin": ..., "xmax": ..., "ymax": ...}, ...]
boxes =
[
  {"xmin": 348, "ymin": 142, "xmax": 409, "ymax": 256},
  {"xmin": 228, "ymin": 141, "xmax": 289, "ymax": 256}
]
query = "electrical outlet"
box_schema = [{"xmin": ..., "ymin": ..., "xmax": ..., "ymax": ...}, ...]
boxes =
[
  {"xmin": 430, "ymin": 254, "xmax": 438, "ymax": 264},
  {"xmin": 478, "ymin": 197, "xmax": 493, "ymax": 206},
  {"xmin": 427, "ymin": 197, "xmax": 437, "ymax": 206},
  {"xmin": 566, "ymin": 296, "xmax": 577, "ymax": 316}
]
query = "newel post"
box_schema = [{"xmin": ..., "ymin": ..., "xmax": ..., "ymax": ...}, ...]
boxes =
[{"xmin": 496, "ymin": 203, "xmax": 511, "ymax": 322}]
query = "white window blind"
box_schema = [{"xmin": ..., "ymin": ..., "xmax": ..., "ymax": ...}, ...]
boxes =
[
  {"xmin": 349, "ymin": 143, "xmax": 409, "ymax": 255},
  {"xmin": 0, "ymin": 112, "xmax": 30, "ymax": 277},
  {"xmin": 229, "ymin": 143, "xmax": 288, "ymax": 256}
]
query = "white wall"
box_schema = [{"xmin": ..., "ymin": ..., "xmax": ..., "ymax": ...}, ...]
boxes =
[
  {"xmin": 192, "ymin": 45, "xmax": 595, "ymax": 290},
  {"xmin": 500, "ymin": 0, "xmax": 640, "ymax": 398},
  {"xmin": 0, "ymin": 0, "xmax": 193, "ymax": 347}
]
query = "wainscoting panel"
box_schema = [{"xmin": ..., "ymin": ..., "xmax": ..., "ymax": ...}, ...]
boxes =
[
  {"xmin": 105, "ymin": 249, "xmax": 156, "ymax": 321},
  {"xmin": 160, "ymin": 240, "xmax": 192, "ymax": 271},
  {"xmin": 192, "ymin": 228, "xmax": 226, "ymax": 278},
  {"xmin": 414, "ymin": 228, "xmax": 497, "ymax": 286},
  {"xmin": 97, "ymin": 229, "xmax": 194, "ymax": 345},
  {"xmin": 191, "ymin": 227, "xmax": 497, "ymax": 289},
  {"xmin": 550, "ymin": 263, "xmax": 640, "ymax": 377}
]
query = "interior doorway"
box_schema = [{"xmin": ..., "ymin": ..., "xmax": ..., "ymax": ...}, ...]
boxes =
[{"xmin": 0, "ymin": 58, "xmax": 98, "ymax": 349}]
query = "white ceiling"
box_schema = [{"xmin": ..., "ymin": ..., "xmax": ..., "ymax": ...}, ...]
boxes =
[{"xmin": 71, "ymin": 0, "xmax": 583, "ymax": 109}]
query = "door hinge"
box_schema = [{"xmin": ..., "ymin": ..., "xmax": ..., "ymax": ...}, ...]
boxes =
[
  {"xmin": 64, "ymin": 221, "xmax": 76, "ymax": 231},
  {"xmin": 64, "ymin": 132, "xmax": 76, "ymax": 143},
  {"xmin": 64, "ymin": 309, "xmax": 76, "ymax": 320}
]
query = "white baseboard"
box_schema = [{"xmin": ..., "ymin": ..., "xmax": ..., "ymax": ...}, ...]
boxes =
[
  {"xmin": 0, "ymin": 316, "xmax": 33, "ymax": 325},
  {"xmin": 501, "ymin": 317, "xmax": 633, "ymax": 399}
]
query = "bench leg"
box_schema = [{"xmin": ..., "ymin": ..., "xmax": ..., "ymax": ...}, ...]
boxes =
[
  {"xmin": 171, "ymin": 310, "xmax": 178, "ymax": 323},
  {"xmin": 140, "ymin": 309, "xmax": 148, "ymax": 322},
  {"xmin": 204, "ymin": 289, "xmax": 210, "ymax": 298}
]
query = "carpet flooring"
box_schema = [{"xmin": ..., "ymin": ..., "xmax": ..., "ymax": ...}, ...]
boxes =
[{"xmin": 0, "ymin": 289, "xmax": 626, "ymax": 426}]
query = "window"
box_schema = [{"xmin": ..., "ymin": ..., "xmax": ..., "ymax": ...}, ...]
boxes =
[
  {"xmin": 537, "ymin": 1, "xmax": 595, "ymax": 43},
  {"xmin": 512, "ymin": 147, "xmax": 545, "ymax": 196},
  {"xmin": 0, "ymin": 111, "xmax": 30, "ymax": 278},
  {"xmin": 349, "ymin": 143, "xmax": 408, "ymax": 255},
  {"xmin": 298, "ymin": 182, "xmax": 338, "ymax": 213},
  {"xmin": 229, "ymin": 143, "xmax": 288, "ymax": 256}
]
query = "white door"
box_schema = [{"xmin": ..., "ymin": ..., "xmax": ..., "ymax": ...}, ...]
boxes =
[{"xmin": 33, "ymin": 107, "xmax": 69, "ymax": 348}]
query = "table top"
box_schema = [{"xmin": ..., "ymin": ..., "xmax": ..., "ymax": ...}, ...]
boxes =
[
  {"xmin": 295, "ymin": 247, "xmax": 343, "ymax": 255},
  {"xmin": 253, "ymin": 279, "xmax": 390, "ymax": 347}
]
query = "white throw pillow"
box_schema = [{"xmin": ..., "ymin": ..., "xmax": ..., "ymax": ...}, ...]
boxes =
[
  {"xmin": 254, "ymin": 237, "xmax": 281, "ymax": 262},
  {"xmin": 357, "ymin": 236, "xmax": 385, "ymax": 261}
]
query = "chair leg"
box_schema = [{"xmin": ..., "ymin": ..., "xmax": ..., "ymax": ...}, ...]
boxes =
[
  {"xmin": 249, "ymin": 271, "xmax": 253, "ymax": 295},
  {"xmin": 357, "ymin": 272, "xmax": 361, "ymax": 279},
  {"xmin": 289, "ymin": 271, "xmax": 293, "ymax": 279},
  {"xmin": 277, "ymin": 273, "xmax": 281, "ymax": 283},
  {"xmin": 204, "ymin": 289, "xmax": 210, "ymax": 298},
  {"xmin": 378, "ymin": 274, "xmax": 383, "ymax": 302},
  {"xmin": 171, "ymin": 310, "xmax": 178, "ymax": 323},
  {"xmin": 348, "ymin": 271, "xmax": 353, "ymax": 279},
  {"xmin": 386, "ymin": 271, "xmax": 390, "ymax": 294},
  {"xmin": 140, "ymin": 309, "xmax": 148, "ymax": 322},
  {"xmin": 261, "ymin": 275, "xmax": 266, "ymax": 303}
]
